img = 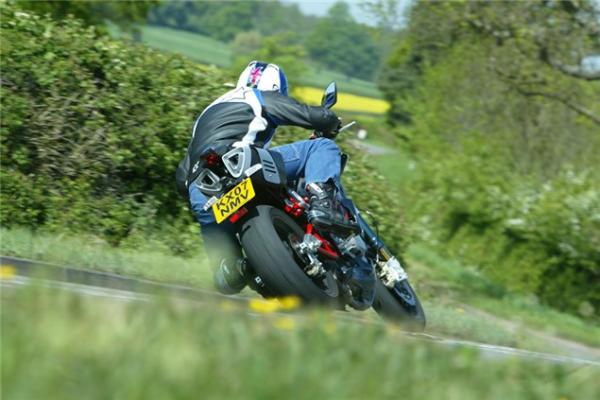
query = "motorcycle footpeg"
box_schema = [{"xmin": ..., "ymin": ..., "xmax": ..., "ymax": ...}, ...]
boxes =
[{"xmin": 339, "ymin": 260, "xmax": 376, "ymax": 311}]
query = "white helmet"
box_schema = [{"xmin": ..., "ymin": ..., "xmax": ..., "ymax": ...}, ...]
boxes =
[{"xmin": 236, "ymin": 60, "xmax": 289, "ymax": 96}]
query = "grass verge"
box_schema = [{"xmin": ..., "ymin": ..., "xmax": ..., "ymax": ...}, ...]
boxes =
[
  {"xmin": 0, "ymin": 227, "xmax": 211, "ymax": 288},
  {"xmin": 407, "ymin": 244, "xmax": 600, "ymax": 348},
  {"xmin": 3, "ymin": 286, "xmax": 599, "ymax": 400},
  {"xmin": 2, "ymin": 227, "xmax": 599, "ymax": 354}
]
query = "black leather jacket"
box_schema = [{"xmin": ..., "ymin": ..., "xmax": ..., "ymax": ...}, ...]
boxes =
[{"xmin": 176, "ymin": 88, "xmax": 339, "ymax": 196}]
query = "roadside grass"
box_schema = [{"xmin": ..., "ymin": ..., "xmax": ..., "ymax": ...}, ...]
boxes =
[
  {"xmin": 0, "ymin": 227, "xmax": 212, "ymax": 288},
  {"xmin": 352, "ymin": 122, "xmax": 417, "ymax": 191},
  {"xmin": 2, "ymin": 227, "xmax": 599, "ymax": 353},
  {"xmin": 112, "ymin": 24, "xmax": 383, "ymax": 99},
  {"xmin": 3, "ymin": 286, "xmax": 599, "ymax": 400},
  {"xmin": 407, "ymin": 244, "xmax": 600, "ymax": 348},
  {"xmin": 369, "ymin": 149, "xmax": 417, "ymax": 190}
]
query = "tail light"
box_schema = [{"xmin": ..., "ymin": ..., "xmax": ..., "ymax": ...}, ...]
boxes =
[
  {"xmin": 228, "ymin": 207, "xmax": 248, "ymax": 223},
  {"xmin": 200, "ymin": 148, "xmax": 221, "ymax": 167}
]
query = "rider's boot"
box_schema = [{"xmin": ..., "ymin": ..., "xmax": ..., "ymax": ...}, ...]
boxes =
[
  {"xmin": 202, "ymin": 223, "xmax": 248, "ymax": 295},
  {"xmin": 213, "ymin": 257, "xmax": 249, "ymax": 295},
  {"xmin": 306, "ymin": 181, "xmax": 359, "ymax": 235}
]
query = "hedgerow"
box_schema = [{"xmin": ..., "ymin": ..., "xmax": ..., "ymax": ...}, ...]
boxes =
[{"xmin": 1, "ymin": 5, "xmax": 231, "ymax": 248}]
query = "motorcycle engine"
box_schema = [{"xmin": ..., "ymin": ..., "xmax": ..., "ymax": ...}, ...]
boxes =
[{"xmin": 336, "ymin": 234, "xmax": 368, "ymax": 257}]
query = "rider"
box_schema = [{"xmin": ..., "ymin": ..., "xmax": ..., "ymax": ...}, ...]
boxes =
[{"xmin": 178, "ymin": 60, "xmax": 354, "ymax": 294}]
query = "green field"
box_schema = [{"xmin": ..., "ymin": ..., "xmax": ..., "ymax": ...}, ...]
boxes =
[
  {"xmin": 136, "ymin": 25, "xmax": 231, "ymax": 68},
  {"xmin": 298, "ymin": 67, "xmax": 383, "ymax": 99},
  {"xmin": 115, "ymin": 25, "xmax": 383, "ymax": 99}
]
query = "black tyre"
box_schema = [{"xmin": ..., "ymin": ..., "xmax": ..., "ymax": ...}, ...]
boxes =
[
  {"xmin": 239, "ymin": 205, "xmax": 339, "ymax": 303},
  {"xmin": 372, "ymin": 278, "xmax": 426, "ymax": 331}
]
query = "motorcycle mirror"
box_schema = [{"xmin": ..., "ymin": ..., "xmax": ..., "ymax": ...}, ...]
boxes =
[{"xmin": 321, "ymin": 82, "xmax": 337, "ymax": 109}]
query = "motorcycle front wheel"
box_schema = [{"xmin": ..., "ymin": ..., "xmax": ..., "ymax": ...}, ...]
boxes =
[
  {"xmin": 239, "ymin": 205, "xmax": 339, "ymax": 303},
  {"xmin": 372, "ymin": 278, "xmax": 426, "ymax": 331}
]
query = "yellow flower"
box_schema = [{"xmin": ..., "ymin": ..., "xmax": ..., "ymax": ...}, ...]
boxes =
[
  {"xmin": 324, "ymin": 321, "xmax": 337, "ymax": 335},
  {"xmin": 248, "ymin": 298, "xmax": 280, "ymax": 314},
  {"xmin": 385, "ymin": 323, "xmax": 403, "ymax": 336},
  {"xmin": 0, "ymin": 265, "xmax": 16, "ymax": 280},
  {"xmin": 274, "ymin": 316, "xmax": 296, "ymax": 331},
  {"xmin": 278, "ymin": 296, "xmax": 302, "ymax": 310}
]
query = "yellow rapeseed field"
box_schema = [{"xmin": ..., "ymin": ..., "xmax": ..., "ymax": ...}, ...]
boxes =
[{"xmin": 293, "ymin": 86, "xmax": 389, "ymax": 114}]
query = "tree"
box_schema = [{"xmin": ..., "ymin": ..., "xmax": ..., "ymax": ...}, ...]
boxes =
[
  {"xmin": 231, "ymin": 30, "xmax": 263, "ymax": 57},
  {"xmin": 380, "ymin": 0, "xmax": 600, "ymax": 127},
  {"xmin": 305, "ymin": 2, "xmax": 380, "ymax": 80},
  {"xmin": 377, "ymin": 1, "xmax": 600, "ymax": 317},
  {"xmin": 465, "ymin": 0, "xmax": 600, "ymax": 124},
  {"xmin": 326, "ymin": 1, "xmax": 353, "ymax": 22},
  {"xmin": 14, "ymin": 0, "xmax": 158, "ymax": 33},
  {"xmin": 361, "ymin": 0, "xmax": 409, "ymax": 58},
  {"xmin": 148, "ymin": 1, "xmax": 318, "ymax": 44},
  {"xmin": 230, "ymin": 32, "xmax": 308, "ymax": 90}
]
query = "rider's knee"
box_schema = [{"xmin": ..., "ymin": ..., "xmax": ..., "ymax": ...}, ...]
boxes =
[{"xmin": 313, "ymin": 137, "xmax": 339, "ymax": 151}]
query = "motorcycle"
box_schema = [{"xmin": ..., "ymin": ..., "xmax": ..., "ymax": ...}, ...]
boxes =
[{"xmin": 194, "ymin": 82, "xmax": 426, "ymax": 329}]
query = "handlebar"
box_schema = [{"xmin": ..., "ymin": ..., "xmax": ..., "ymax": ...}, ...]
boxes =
[
  {"xmin": 339, "ymin": 121, "xmax": 356, "ymax": 133},
  {"xmin": 311, "ymin": 120, "xmax": 356, "ymax": 140}
]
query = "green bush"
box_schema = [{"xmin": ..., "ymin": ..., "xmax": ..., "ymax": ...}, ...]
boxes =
[
  {"xmin": 380, "ymin": 23, "xmax": 600, "ymax": 318},
  {"xmin": 408, "ymin": 133, "xmax": 600, "ymax": 317},
  {"xmin": 0, "ymin": 6, "xmax": 408, "ymax": 256},
  {"xmin": 0, "ymin": 6, "xmax": 227, "ymax": 248}
]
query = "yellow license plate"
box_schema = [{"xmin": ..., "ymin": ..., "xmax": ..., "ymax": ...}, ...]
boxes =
[{"xmin": 212, "ymin": 178, "xmax": 256, "ymax": 223}]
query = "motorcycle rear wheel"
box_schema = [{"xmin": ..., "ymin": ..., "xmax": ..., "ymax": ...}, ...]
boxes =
[{"xmin": 239, "ymin": 205, "xmax": 339, "ymax": 303}]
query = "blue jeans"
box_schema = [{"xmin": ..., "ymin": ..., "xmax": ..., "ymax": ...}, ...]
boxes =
[{"xmin": 189, "ymin": 138, "xmax": 342, "ymax": 226}]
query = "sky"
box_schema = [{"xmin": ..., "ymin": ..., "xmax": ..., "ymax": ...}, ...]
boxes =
[
  {"xmin": 280, "ymin": 0, "xmax": 413, "ymax": 27},
  {"xmin": 279, "ymin": 0, "xmax": 379, "ymax": 26},
  {"xmin": 281, "ymin": 0, "xmax": 366, "ymax": 19}
]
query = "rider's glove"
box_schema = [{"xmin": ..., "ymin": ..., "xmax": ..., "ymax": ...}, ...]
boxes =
[{"xmin": 312, "ymin": 118, "xmax": 342, "ymax": 140}]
